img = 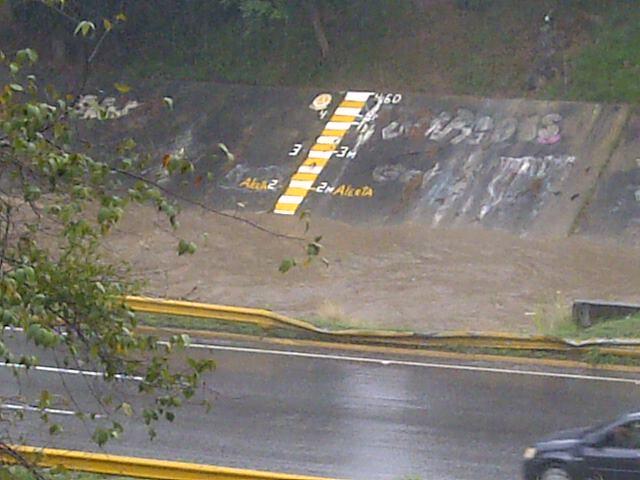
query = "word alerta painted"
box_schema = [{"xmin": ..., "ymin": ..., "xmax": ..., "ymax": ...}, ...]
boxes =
[{"xmin": 238, "ymin": 176, "xmax": 375, "ymax": 198}]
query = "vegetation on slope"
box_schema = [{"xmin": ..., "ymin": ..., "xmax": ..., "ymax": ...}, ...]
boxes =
[{"xmin": 4, "ymin": 0, "xmax": 639, "ymax": 102}]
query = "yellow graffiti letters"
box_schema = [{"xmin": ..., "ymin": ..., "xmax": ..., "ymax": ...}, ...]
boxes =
[
  {"xmin": 239, "ymin": 177, "xmax": 269, "ymax": 191},
  {"xmin": 331, "ymin": 184, "xmax": 374, "ymax": 197}
]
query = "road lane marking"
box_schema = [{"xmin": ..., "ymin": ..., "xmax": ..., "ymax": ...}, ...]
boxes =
[
  {"xmin": 1, "ymin": 403, "xmax": 105, "ymax": 418},
  {"xmin": 0, "ymin": 362, "xmax": 143, "ymax": 381},
  {"xmin": 183, "ymin": 343, "xmax": 640, "ymax": 385}
]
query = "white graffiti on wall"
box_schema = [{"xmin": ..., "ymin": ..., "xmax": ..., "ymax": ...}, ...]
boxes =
[
  {"xmin": 375, "ymin": 93, "xmax": 403, "ymax": 105},
  {"xmin": 479, "ymin": 155, "xmax": 575, "ymax": 219},
  {"xmin": 381, "ymin": 121, "xmax": 405, "ymax": 140},
  {"xmin": 426, "ymin": 110, "xmax": 562, "ymax": 145},
  {"xmin": 75, "ymin": 95, "xmax": 141, "ymax": 120},
  {"xmin": 419, "ymin": 153, "xmax": 576, "ymax": 226},
  {"xmin": 381, "ymin": 109, "xmax": 563, "ymax": 146},
  {"xmin": 350, "ymin": 95, "xmax": 385, "ymax": 157},
  {"xmin": 326, "ymin": 91, "xmax": 402, "ymax": 155},
  {"xmin": 372, "ymin": 163, "xmax": 423, "ymax": 184}
]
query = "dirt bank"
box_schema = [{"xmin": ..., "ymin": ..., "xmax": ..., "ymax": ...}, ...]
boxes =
[{"xmin": 109, "ymin": 206, "xmax": 640, "ymax": 334}]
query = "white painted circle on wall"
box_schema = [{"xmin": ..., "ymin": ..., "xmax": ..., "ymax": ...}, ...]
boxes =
[{"xmin": 310, "ymin": 93, "xmax": 332, "ymax": 111}]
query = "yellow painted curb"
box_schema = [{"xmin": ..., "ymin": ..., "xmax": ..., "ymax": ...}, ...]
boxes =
[{"xmin": 5, "ymin": 446, "xmax": 339, "ymax": 480}]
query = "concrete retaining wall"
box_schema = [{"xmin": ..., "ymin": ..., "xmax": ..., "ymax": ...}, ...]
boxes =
[
  {"xmin": 574, "ymin": 109, "xmax": 640, "ymax": 243},
  {"xmin": 84, "ymin": 82, "xmax": 634, "ymax": 239}
]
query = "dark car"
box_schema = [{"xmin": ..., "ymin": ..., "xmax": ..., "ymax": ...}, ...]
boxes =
[{"xmin": 523, "ymin": 412, "xmax": 640, "ymax": 479}]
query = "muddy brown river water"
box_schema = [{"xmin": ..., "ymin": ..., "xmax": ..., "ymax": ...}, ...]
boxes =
[{"xmin": 109, "ymin": 207, "xmax": 640, "ymax": 333}]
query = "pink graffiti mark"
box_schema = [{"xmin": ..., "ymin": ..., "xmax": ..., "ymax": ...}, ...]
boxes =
[{"xmin": 538, "ymin": 133, "xmax": 561, "ymax": 145}]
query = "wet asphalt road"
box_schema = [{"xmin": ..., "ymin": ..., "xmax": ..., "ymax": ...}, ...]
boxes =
[{"xmin": 3, "ymin": 333, "xmax": 640, "ymax": 480}]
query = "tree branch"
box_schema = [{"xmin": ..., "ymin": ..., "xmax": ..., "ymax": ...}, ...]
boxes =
[
  {"xmin": 0, "ymin": 202, "xmax": 11, "ymax": 275},
  {"xmin": 305, "ymin": 0, "xmax": 330, "ymax": 59},
  {"xmin": 34, "ymin": 0, "xmax": 115, "ymax": 103},
  {"xmin": 0, "ymin": 441, "xmax": 48, "ymax": 480},
  {"xmin": 111, "ymin": 167, "xmax": 306, "ymax": 243},
  {"xmin": 36, "ymin": 0, "xmax": 81, "ymax": 26}
]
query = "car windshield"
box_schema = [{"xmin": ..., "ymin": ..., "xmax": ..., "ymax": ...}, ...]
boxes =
[{"xmin": 585, "ymin": 417, "xmax": 620, "ymax": 435}]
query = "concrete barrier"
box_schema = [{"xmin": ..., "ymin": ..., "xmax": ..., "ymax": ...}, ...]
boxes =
[{"xmin": 572, "ymin": 300, "xmax": 640, "ymax": 328}]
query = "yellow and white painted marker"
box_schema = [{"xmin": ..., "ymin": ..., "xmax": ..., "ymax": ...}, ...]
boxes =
[{"xmin": 273, "ymin": 91, "xmax": 373, "ymax": 215}]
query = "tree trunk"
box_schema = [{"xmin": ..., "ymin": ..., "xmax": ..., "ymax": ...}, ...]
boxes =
[
  {"xmin": 0, "ymin": 0, "xmax": 14, "ymax": 32},
  {"xmin": 305, "ymin": 0, "xmax": 330, "ymax": 60}
]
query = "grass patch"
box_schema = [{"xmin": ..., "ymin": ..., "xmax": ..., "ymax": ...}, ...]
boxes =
[
  {"xmin": 70, "ymin": 474, "xmax": 138, "ymax": 480},
  {"xmin": 112, "ymin": 0, "xmax": 640, "ymax": 102},
  {"xmin": 135, "ymin": 312, "xmax": 308, "ymax": 339},
  {"xmin": 136, "ymin": 302, "xmax": 401, "ymax": 337},
  {"xmin": 531, "ymin": 292, "xmax": 573, "ymax": 335},
  {"xmin": 547, "ymin": 314, "xmax": 640, "ymax": 340},
  {"xmin": 305, "ymin": 301, "xmax": 385, "ymax": 331},
  {"xmin": 13, "ymin": 0, "xmax": 640, "ymax": 102},
  {"xmin": 1, "ymin": 466, "xmax": 140, "ymax": 480},
  {"xmin": 533, "ymin": 292, "xmax": 640, "ymax": 340},
  {"xmin": 545, "ymin": 3, "xmax": 640, "ymax": 103},
  {"xmin": 304, "ymin": 301, "xmax": 413, "ymax": 332}
]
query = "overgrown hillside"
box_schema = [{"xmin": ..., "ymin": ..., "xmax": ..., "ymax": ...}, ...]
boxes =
[{"xmin": 3, "ymin": 0, "xmax": 639, "ymax": 102}]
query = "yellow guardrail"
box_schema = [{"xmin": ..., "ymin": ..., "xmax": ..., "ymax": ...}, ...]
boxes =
[
  {"xmin": 5, "ymin": 446, "xmax": 339, "ymax": 480},
  {"xmin": 124, "ymin": 296, "xmax": 640, "ymax": 356},
  {"xmin": 125, "ymin": 295, "xmax": 413, "ymax": 338}
]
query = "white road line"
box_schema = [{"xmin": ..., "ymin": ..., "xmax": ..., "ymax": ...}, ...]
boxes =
[
  {"xmin": 0, "ymin": 362, "xmax": 143, "ymax": 381},
  {"xmin": 6, "ymin": 327, "xmax": 639, "ymax": 385},
  {"xmin": 185, "ymin": 343, "xmax": 640, "ymax": 385},
  {"xmin": 1, "ymin": 403, "xmax": 105, "ymax": 418}
]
